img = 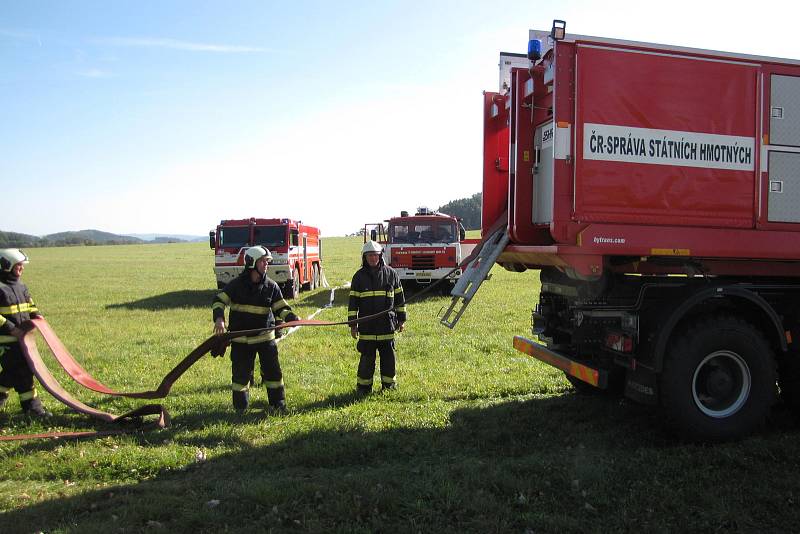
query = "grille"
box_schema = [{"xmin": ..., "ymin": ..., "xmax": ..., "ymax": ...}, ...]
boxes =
[{"xmin": 412, "ymin": 255, "xmax": 436, "ymax": 269}]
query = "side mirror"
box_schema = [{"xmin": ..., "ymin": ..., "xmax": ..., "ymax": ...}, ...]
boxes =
[
  {"xmin": 209, "ymin": 231, "xmax": 216, "ymax": 250},
  {"xmin": 370, "ymin": 229, "xmax": 377, "ymax": 241},
  {"xmin": 459, "ymin": 227, "xmax": 466, "ymax": 241}
]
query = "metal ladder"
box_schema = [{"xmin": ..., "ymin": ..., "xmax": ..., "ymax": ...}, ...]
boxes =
[{"xmin": 440, "ymin": 225, "xmax": 509, "ymax": 328}]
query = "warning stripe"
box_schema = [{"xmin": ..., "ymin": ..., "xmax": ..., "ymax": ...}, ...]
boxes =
[{"xmin": 512, "ymin": 335, "xmax": 603, "ymax": 388}]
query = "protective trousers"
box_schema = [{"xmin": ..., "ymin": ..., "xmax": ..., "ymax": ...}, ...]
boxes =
[
  {"xmin": 230, "ymin": 341, "xmax": 285, "ymax": 408},
  {"xmin": 356, "ymin": 339, "xmax": 397, "ymax": 391},
  {"xmin": 0, "ymin": 344, "xmax": 37, "ymax": 400}
]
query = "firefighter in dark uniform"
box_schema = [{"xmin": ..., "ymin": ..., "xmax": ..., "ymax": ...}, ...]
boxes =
[
  {"xmin": 212, "ymin": 246, "xmax": 299, "ymax": 413},
  {"xmin": 0, "ymin": 249, "xmax": 51, "ymax": 417},
  {"xmin": 348, "ymin": 240, "xmax": 407, "ymax": 395}
]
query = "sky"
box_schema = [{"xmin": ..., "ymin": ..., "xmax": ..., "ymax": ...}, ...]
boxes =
[{"xmin": 2, "ymin": 0, "xmax": 799, "ymax": 237}]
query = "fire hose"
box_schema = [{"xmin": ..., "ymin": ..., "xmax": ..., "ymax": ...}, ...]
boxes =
[{"xmin": 0, "ymin": 229, "xmax": 499, "ymax": 442}]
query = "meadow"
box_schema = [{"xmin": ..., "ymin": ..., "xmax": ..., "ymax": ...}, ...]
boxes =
[{"xmin": 1, "ymin": 238, "xmax": 799, "ymax": 533}]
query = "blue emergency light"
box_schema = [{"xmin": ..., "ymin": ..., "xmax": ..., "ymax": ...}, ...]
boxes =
[{"xmin": 528, "ymin": 39, "xmax": 542, "ymax": 61}]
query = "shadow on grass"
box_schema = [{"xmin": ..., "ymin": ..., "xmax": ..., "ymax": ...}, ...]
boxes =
[
  {"xmin": 106, "ymin": 290, "xmax": 218, "ymax": 311},
  {"xmin": 4, "ymin": 395, "xmax": 800, "ymax": 532}
]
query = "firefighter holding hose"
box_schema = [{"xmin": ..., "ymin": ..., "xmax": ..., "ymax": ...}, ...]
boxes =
[
  {"xmin": 212, "ymin": 246, "xmax": 299, "ymax": 414},
  {"xmin": 0, "ymin": 249, "xmax": 51, "ymax": 417},
  {"xmin": 348, "ymin": 240, "xmax": 406, "ymax": 395}
]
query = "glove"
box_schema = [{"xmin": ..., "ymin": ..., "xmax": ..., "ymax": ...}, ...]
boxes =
[
  {"xmin": 285, "ymin": 313, "xmax": 300, "ymax": 323},
  {"xmin": 210, "ymin": 338, "xmax": 230, "ymax": 358}
]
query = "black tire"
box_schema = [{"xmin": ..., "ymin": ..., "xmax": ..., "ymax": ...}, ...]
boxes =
[
  {"xmin": 661, "ymin": 316, "xmax": 777, "ymax": 441},
  {"xmin": 281, "ymin": 272, "xmax": 300, "ymax": 300},
  {"xmin": 779, "ymin": 352, "xmax": 800, "ymax": 417}
]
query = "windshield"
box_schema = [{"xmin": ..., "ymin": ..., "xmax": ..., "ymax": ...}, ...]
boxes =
[
  {"xmin": 219, "ymin": 227, "xmax": 249, "ymax": 249},
  {"xmin": 254, "ymin": 225, "xmax": 287, "ymax": 248},
  {"xmin": 389, "ymin": 222, "xmax": 457, "ymax": 244}
]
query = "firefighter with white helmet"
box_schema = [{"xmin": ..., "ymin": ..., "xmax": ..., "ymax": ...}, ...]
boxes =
[
  {"xmin": 0, "ymin": 249, "xmax": 51, "ymax": 417},
  {"xmin": 348, "ymin": 240, "xmax": 407, "ymax": 395},
  {"xmin": 212, "ymin": 245, "xmax": 300, "ymax": 413}
]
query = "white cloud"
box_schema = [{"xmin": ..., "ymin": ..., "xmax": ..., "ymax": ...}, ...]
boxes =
[
  {"xmin": 94, "ymin": 36, "xmax": 272, "ymax": 53},
  {"xmin": 77, "ymin": 68, "xmax": 112, "ymax": 78}
]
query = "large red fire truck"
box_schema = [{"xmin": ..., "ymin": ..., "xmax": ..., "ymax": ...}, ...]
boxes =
[
  {"xmin": 443, "ymin": 21, "xmax": 800, "ymax": 440},
  {"xmin": 366, "ymin": 208, "xmax": 477, "ymax": 292},
  {"xmin": 209, "ymin": 218, "xmax": 322, "ymax": 299}
]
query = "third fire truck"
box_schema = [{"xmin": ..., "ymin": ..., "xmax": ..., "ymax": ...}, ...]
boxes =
[{"xmin": 366, "ymin": 208, "xmax": 477, "ymax": 292}]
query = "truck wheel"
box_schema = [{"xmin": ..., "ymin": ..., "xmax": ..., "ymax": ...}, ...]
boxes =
[
  {"xmin": 281, "ymin": 272, "xmax": 300, "ymax": 299},
  {"xmin": 779, "ymin": 352, "xmax": 800, "ymax": 417},
  {"xmin": 661, "ymin": 316, "xmax": 776, "ymax": 441}
]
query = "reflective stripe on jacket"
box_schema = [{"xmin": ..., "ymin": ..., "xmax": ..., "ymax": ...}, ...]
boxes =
[
  {"xmin": 348, "ymin": 258, "xmax": 406, "ymax": 337},
  {"xmin": 212, "ymin": 272, "xmax": 296, "ymax": 343}
]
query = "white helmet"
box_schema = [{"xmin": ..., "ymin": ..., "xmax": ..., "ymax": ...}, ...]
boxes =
[
  {"xmin": 243, "ymin": 246, "xmax": 272, "ymax": 269},
  {"xmin": 361, "ymin": 241, "xmax": 383, "ymax": 255},
  {"xmin": 0, "ymin": 249, "xmax": 29, "ymax": 272}
]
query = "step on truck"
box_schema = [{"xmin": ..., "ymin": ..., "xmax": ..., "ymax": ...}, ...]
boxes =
[
  {"xmin": 365, "ymin": 207, "xmax": 478, "ymax": 293},
  {"xmin": 450, "ymin": 20, "xmax": 800, "ymax": 440},
  {"xmin": 210, "ymin": 218, "xmax": 322, "ymax": 299}
]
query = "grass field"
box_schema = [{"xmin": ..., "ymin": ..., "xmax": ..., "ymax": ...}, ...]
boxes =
[{"xmin": 1, "ymin": 238, "xmax": 800, "ymax": 532}]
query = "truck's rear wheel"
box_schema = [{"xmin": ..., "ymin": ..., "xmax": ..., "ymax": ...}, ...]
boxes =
[
  {"xmin": 661, "ymin": 316, "xmax": 776, "ymax": 441},
  {"xmin": 282, "ymin": 271, "xmax": 301, "ymax": 299}
]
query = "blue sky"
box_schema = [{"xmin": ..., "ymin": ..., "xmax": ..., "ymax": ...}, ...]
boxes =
[{"xmin": 2, "ymin": 0, "xmax": 796, "ymax": 237}]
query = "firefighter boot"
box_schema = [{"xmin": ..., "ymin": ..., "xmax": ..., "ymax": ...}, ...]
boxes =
[
  {"xmin": 355, "ymin": 384, "xmax": 372, "ymax": 398},
  {"xmin": 266, "ymin": 387, "xmax": 287, "ymax": 415},
  {"xmin": 232, "ymin": 390, "xmax": 250, "ymax": 413},
  {"xmin": 381, "ymin": 382, "xmax": 397, "ymax": 392},
  {"xmin": 21, "ymin": 397, "xmax": 52, "ymax": 418}
]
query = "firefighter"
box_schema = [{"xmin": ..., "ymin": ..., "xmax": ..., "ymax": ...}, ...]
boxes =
[
  {"xmin": 212, "ymin": 246, "xmax": 299, "ymax": 413},
  {"xmin": 0, "ymin": 249, "xmax": 51, "ymax": 417},
  {"xmin": 348, "ymin": 240, "xmax": 406, "ymax": 395}
]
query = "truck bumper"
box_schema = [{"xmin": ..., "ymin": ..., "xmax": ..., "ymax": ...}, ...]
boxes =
[
  {"xmin": 396, "ymin": 267, "xmax": 461, "ymax": 284},
  {"xmin": 513, "ymin": 336, "xmax": 608, "ymax": 389}
]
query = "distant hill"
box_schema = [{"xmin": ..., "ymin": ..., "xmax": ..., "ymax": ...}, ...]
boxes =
[
  {"xmin": 0, "ymin": 229, "xmax": 143, "ymax": 248},
  {"xmin": 128, "ymin": 233, "xmax": 206, "ymax": 243},
  {"xmin": 438, "ymin": 193, "xmax": 481, "ymax": 230},
  {"xmin": 0, "ymin": 230, "xmax": 43, "ymax": 248},
  {"xmin": 44, "ymin": 229, "xmax": 143, "ymax": 245}
]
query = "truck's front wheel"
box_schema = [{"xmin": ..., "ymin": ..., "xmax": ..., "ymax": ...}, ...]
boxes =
[{"xmin": 661, "ymin": 316, "xmax": 776, "ymax": 441}]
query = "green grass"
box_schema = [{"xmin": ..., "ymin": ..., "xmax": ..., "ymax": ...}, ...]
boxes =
[{"xmin": 1, "ymin": 239, "xmax": 799, "ymax": 532}]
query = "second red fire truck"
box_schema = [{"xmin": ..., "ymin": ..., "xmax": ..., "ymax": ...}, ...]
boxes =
[{"xmin": 210, "ymin": 218, "xmax": 322, "ymax": 299}]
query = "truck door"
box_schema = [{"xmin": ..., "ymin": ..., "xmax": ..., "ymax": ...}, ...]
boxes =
[
  {"xmin": 768, "ymin": 74, "xmax": 800, "ymax": 223},
  {"xmin": 533, "ymin": 121, "xmax": 555, "ymax": 223}
]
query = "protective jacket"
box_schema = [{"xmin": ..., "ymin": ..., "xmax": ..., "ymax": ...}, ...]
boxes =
[
  {"xmin": 212, "ymin": 271, "xmax": 298, "ymax": 343},
  {"xmin": 0, "ymin": 273, "xmax": 39, "ymax": 344},
  {"xmin": 348, "ymin": 256, "xmax": 406, "ymax": 339}
]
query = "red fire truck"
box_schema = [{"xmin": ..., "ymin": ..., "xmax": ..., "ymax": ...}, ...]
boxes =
[
  {"xmin": 209, "ymin": 218, "xmax": 322, "ymax": 299},
  {"xmin": 366, "ymin": 208, "xmax": 477, "ymax": 293},
  {"xmin": 443, "ymin": 21, "xmax": 800, "ymax": 440}
]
